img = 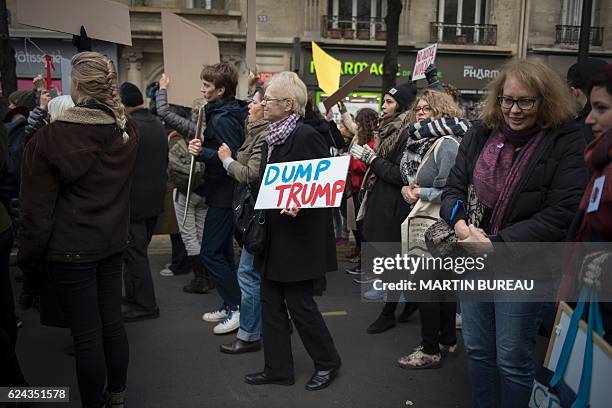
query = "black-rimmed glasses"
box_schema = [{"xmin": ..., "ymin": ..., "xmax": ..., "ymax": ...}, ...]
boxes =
[{"xmin": 497, "ymin": 96, "xmax": 538, "ymax": 111}]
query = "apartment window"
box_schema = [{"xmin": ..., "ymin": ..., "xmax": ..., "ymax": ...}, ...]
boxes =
[
  {"xmin": 434, "ymin": 0, "xmax": 496, "ymax": 45},
  {"xmin": 325, "ymin": 0, "xmax": 386, "ymax": 39},
  {"xmin": 560, "ymin": 0, "xmax": 600, "ymax": 27},
  {"xmin": 557, "ymin": 0, "xmax": 603, "ymax": 46},
  {"xmin": 188, "ymin": 0, "xmax": 227, "ymax": 10}
]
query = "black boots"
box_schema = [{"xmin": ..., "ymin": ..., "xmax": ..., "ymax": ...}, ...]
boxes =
[{"xmin": 183, "ymin": 255, "xmax": 214, "ymax": 294}]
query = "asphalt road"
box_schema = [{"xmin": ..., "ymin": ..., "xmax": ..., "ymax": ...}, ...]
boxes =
[{"xmin": 11, "ymin": 247, "xmax": 473, "ymax": 408}]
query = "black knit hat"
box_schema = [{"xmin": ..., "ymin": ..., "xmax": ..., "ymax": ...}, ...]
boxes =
[
  {"xmin": 119, "ymin": 82, "xmax": 144, "ymax": 107},
  {"xmin": 384, "ymin": 81, "xmax": 417, "ymax": 111},
  {"xmin": 567, "ymin": 58, "xmax": 607, "ymax": 91}
]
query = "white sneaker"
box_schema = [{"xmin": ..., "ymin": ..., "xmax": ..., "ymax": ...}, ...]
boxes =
[
  {"xmin": 159, "ymin": 267, "xmax": 175, "ymax": 277},
  {"xmin": 455, "ymin": 313, "xmax": 462, "ymax": 330},
  {"xmin": 213, "ymin": 310, "xmax": 240, "ymax": 334},
  {"xmin": 202, "ymin": 307, "xmax": 229, "ymax": 323}
]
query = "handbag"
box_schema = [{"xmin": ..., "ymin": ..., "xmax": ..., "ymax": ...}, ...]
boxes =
[
  {"xmin": 232, "ymin": 167, "xmax": 266, "ymax": 254},
  {"xmin": 401, "ymin": 136, "xmax": 458, "ymax": 255},
  {"xmin": 424, "ymin": 183, "xmax": 485, "ymax": 257},
  {"xmin": 529, "ymin": 287, "xmax": 604, "ymax": 408}
]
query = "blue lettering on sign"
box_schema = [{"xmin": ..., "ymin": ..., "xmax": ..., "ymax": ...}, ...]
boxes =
[
  {"xmin": 314, "ymin": 159, "xmax": 331, "ymax": 181},
  {"xmin": 281, "ymin": 165, "xmax": 296, "ymax": 183},
  {"xmin": 295, "ymin": 163, "xmax": 313, "ymax": 182},
  {"xmin": 264, "ymin": 165, "xmax": 280, "ymax": 185}
]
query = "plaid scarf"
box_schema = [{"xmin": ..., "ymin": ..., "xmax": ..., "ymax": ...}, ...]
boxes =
[
  {"xmin": 400, "ymin": 117, "xmax": 470, "ymax": 185},
  {"xmin": 266, "ymin": 113, "xmax": 300, "ymax": 159}
]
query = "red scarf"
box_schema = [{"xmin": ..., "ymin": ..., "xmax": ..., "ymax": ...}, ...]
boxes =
[{"xmin": 576, "ymin": 129, "xmax": 612, "ymax": 242}]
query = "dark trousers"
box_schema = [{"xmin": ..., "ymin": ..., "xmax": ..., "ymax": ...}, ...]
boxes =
[
  {"xmin": 419, "ymin": 301, "xmax": 457, "ymax": 354},
  {"xmin": 123, "ymin": 217, "xmax": 158, "ymax": 312},
  {"xmin": 352, "ymin": 195, "xmax": 363, "ymax": 247},
  {"xmin": 201, "ymin": 206, "xmax": 240, "ymax": 308},
  {"xmin": 170, "ymin": 233, "xmax": 191, "ymax": 274},
  {"xmin": 48, "ymin": 253, "xmax": 129, "ymax": 408},
  {"xmin": 0, "ymin": 228, "xmax": 26, "ymax": 386},
  {"xmin": 262, "ymin": 278, "xmax": 341, "ymax": 379}
]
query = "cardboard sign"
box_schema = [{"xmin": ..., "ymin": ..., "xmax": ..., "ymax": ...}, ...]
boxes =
[
  {"xmin": 412, "ymin": 43, "xmax": 438, "ymax": 81},
  {"xmin": 60, "ymin": 57, "xmax": 71, "ymax": 95},
  {"xmin": 246, "ymin": 0, "xmax": 257, "ymax": 72},
  {"xmin": 16, "ymin": 0, "xmax": 132, "ymax": 46},
  {"xmin": 255, "ymin": 156, "xmax": 351, "ymax": 209},
  {"xmin": 312, "ymin": 42, "xmax": 341, "ymax": 96},
  {"xmin": 322, "ymin": 68, "xmax": 370, "ymax": 112},
  {"xmin": 161, "ymin": 11, "xmax": 220, "ymax": 107}
]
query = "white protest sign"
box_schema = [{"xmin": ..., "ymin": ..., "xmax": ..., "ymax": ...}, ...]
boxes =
[
  {"xmin": 412, "ymin": 43, "xmax": 438, "ymax": 81},
  {"xmin": 255, "ymin": 156, "xmax": 350, "ymax": 210}
]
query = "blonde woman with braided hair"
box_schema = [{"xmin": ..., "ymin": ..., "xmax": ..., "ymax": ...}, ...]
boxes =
[{"xmin": 17, "ymin": 52, "xmax": 139, "ymax": 408}]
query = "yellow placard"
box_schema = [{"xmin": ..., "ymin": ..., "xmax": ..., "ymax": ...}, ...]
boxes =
[{"xmin": 311, "ymin": 42, "xmax": 341, "ymax": 95}]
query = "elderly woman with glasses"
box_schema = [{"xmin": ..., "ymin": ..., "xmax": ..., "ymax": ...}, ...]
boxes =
[
  {"xmin": 440, "ymin": 59, "xmax": 588, "ymax": 407},
  {"xmin": 244, "ymin": 72, "xmax": 341, "ymax": 391}
]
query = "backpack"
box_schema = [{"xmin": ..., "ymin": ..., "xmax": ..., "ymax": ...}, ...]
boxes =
[{"xmin": 168, "ymin": 137, "xmax": 204, "ymax": 194}]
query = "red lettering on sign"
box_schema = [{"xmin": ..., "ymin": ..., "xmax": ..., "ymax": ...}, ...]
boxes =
[
  {"xmin": 330, "ymin": 180, "xmax": 345, "ymax": 206},
  {"xmin": 285, "ymin": 182, "xmax": 303, "ymax": 208},
  {"xmin": 313, "ymin": 183, "xmax": 332, "ymax": 206},
  {"xmin": 275, "ymin": 184, "xmax": 292, "ymax": 207}
]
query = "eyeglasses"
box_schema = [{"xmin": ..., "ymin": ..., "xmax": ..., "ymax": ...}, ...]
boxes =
[
  {"xmin": 497, "ymin": 96, "xmax": 538, "ymax": 111},
  {"xmin": 413, "ymin": 105, "xmax": 433, "ymax": 114},
  {"xmin": 262, "ymin": 97, "xmax": 287, "ymax": 105}
]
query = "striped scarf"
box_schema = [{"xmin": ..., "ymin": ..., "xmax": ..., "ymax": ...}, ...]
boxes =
[
  {"xmin": 266, "ymin": 113, "xmax": 300, "ymax": 159},
  {"xmin": 400, "ymin": 117, "xmax": 470, "ymax": 185}
]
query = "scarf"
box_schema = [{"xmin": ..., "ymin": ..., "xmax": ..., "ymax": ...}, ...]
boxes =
[
  {"xmin": 558, "ymin": 129, "xmax": 612, "ymax": 300},
  {"xmin": 360, "ymin": 112, "xmax": 407, "ymax": 193},
  {"xmin": 473, "ymin": 122, "xmax": 545, "ymax": 234},
  {"xmin": 375, "ymin": 112, "xmax": 406, "ymax": 158},
  {"xmin": 266, "ymin": 113, "xmax": 300, "ymax": 160},
  {"xmin": 400, "ymin": 117, "xmax": 470, "ymax": 185}
]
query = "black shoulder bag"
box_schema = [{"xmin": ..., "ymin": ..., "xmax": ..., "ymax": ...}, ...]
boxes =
[{"xmin": 233, "ymin": 167, "xmax": 266, "ymax": 254}]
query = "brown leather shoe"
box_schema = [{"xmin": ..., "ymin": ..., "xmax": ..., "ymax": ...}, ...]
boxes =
[{"xmin": 220, "ymin": 339, "xmax": 261, "ymax": 354}]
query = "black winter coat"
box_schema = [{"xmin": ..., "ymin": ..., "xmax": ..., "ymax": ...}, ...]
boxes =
[
  {"xmin": 254, "ymin": 122, "xmax": 337, "ymax": 282},
  {"xmin": 128, "ymin": 109, "xmax": 168, "ymax": 222},
  {"xmin": 441, "ymin": 122, "xmax": 589, "ymax": 249},
  {"xmin": 361, "ymin": 133, "xmax": 412, "ymax": 243}
]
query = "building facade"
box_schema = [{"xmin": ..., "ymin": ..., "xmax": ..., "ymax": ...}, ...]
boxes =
[{"xmin": 6, "ymin": 0, "xmax": 612, "ymax": 109}]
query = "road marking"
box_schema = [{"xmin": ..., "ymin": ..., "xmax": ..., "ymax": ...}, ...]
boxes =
[{"xmin": 321, "ymin": 311, "xmax": 348, "ymax": 317}]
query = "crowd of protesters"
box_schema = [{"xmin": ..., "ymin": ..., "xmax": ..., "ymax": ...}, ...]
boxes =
[{"xmin": 0, "ymin": 48, "xmax": 610, "ymax": 408}]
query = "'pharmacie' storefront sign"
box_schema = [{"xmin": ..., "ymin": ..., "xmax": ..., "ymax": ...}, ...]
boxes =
[{"xmin": 301, "ymin": 48, "xmax": 510, "ymax": 91}]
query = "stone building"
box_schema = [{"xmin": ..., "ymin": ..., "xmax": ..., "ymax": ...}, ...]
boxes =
[{"xmin": 6, "ymin": 0, "xmax": 612, "ymax": 110}]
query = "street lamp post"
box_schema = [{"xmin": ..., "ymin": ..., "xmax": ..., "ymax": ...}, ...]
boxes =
[{"xmin": 577, "ymin": 0, "xmax": 593, "ymax": 63}]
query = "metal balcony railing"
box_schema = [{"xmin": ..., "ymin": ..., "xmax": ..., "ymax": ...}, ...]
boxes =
[
  {"xmin": 555, "ymin": 25, "xmax": 604, "ymax": 46},
  {"xmin": 430, "ymin": 22, "xmax": 497, "ymax": 46},
  {"xmin": 321, "ymin": 15, "xmax": 387, "ymax": 40}
]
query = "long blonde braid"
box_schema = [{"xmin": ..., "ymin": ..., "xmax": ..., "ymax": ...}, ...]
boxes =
[{"xmin": 70, "ymin": 52, "xmax": 129, "ymax": 141}]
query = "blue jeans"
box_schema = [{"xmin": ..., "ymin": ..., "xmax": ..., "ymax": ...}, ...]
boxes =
[
  {"xmin": 236, "ymin": 248, "xmax": 261, "ymax": 341},
  {"xmin": 200, "ymin": 206, "xmax": 240, "ymax": 309},
  {"xmin": 461, "ymin": 301, "xmax": 543, "ymax": 408}
]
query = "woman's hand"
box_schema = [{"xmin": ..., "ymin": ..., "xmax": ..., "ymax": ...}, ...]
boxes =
[
  {"xmin": 401, "ymin": 185, "xmax": 420, "ymax": 204},
  {"xmin": 39, "ymin": 90, "xmax": 51, "ymax": 110},
  {"xmin": 217, "ymin": 143, "xmax": 232, "ymax": 161},
  {"xmin": 325, "ymin": 108, "xmax": 334, "ymax": 122},
  {"xmin": 458, "ymin": 225, "xmax": 493, "ymax": 254},
  {"xmin": 188, "ymin": 138, "xmax": 202, "ymax": 156},
  {"xmin": 159, "ymin": 73, "xmax": 170, "ymax": 90},
  {"xmin": 280, "ymin": 207, "xmax": 300, "ymax": 218},
  {"xmin": 454, "ymin": 219, "xmax": 470, "ymax": 240}
]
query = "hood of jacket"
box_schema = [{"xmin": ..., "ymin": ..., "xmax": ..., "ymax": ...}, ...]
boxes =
[{"xmin": 205, "ymin": 97, "xmax": 248, "ymax": 123}]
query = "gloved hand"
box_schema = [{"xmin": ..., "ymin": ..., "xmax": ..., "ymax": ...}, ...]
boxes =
[
  {"xmin": 350, "ymin": 143, "xmax": 377, "ymax": 165},
  {"xmin": 425, "ymin": 63, "xmax": 445, "ymax": 92},
  {"xmin": 337, "ymin": 100, "xmax": 347, "ymax": 114},
  {"xmin": 72, "ymin": 26, "xmax": 92, "ymax": 52}
]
